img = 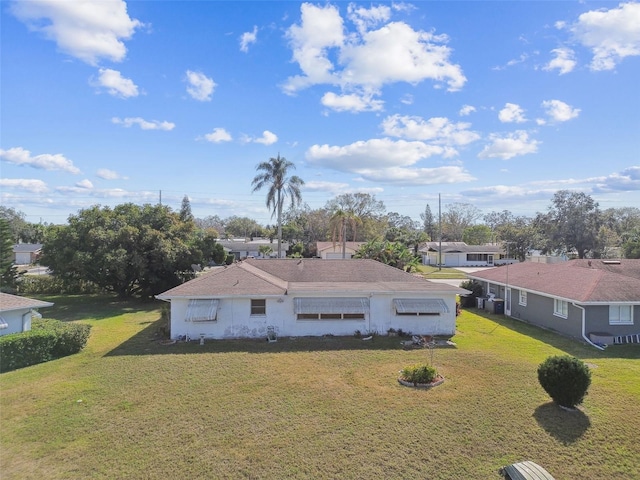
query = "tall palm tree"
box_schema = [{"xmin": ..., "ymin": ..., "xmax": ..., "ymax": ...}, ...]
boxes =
[
  {"xmin": 329, "ymin": 209, "xmax": 362, "ymax": 259},
  {"xmin": 251, "ymin": 155, "xmax": 304, "ymax": 258}
]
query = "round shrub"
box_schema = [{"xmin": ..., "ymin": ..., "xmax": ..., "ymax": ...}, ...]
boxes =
[
  {"xmin": 400, "ymin": 364, "xmax": 438, "ymax": 386},
  {"xmin": 537, "ymin": 355, "xmax": 591, "ymax": 409}
]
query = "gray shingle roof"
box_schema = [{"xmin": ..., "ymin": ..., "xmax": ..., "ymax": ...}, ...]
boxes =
[
  {"xmin": 467, "ymin": 259, "xmax": 640, "ymax": 303},
  {"xmin": 158, "ymin": 258, "xmax": 469, "ymax": 298},
  {"xmin": 12, "ymin": 243, "xmax": 43, "ymax": 253},
  {"xmin": 0, "ymin": 293, "xmax": 53, "ymax": 312}
]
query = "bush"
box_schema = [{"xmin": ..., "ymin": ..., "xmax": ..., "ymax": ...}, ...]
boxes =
[
  {"xmin": 400, "ymin": 364, "xmax": 438, "ymax": 385},
  {"xmin": 0, "ymin": 319, "xmax": 91, "ymax": 372},
  {"xmin": 18, "ymin": 275, "xmax": 102, "ymax": 295},
  {"xmin": 537, "ymin": 355, "xmax": 591, "ymax": 409}
]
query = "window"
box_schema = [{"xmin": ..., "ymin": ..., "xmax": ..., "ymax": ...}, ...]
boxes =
[
  {"xmin": 519, "ymin": 291, "xmax": 527, "ymax": 306},
  {"xmin": 251, "ymin": 299, "xmax": 266, "ymax": 316},
  {"xmin": 609, "ymin": 305, "xmax": 633, "ymax": 325},
  {"xmin": 294, "ymin": 298, "xmax": 368, "ymax": 321},
  {"xmin": 554, "ymin": 299, "xmax": 568, "ymax": 318},
  {"xmin": 185, "ymin": 299, "xmax": 219, "ymax": 322},
  {"xmin": 393, "ymin": 298, "xmax": 448, "ymax": 316}
]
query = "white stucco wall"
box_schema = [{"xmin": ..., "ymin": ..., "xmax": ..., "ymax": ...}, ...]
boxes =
[
  {"xmin": 168, "ymin": 293, "xmax": 458, "ymax": 340},
  {"xmin": 0, "ymin": 309, "xmax": 32, "ymax": 336}
]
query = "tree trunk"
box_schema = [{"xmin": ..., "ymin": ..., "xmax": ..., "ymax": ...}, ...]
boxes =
[{"xmin": 277, "ymin": 189, "xmax": 283, "ymax": 258}]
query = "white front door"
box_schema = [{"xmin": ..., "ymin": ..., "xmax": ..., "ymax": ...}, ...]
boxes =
[
  {"xmin": 487, "ymin": 255, "xmax": 494, "ymax": 266},
  {"xmin": 505, "ymin": 288, "xmax": 511, "ymax": 316}
]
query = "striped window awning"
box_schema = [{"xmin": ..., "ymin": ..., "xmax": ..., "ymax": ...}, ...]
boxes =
[
  {"xmin": 294, "ymin": 297, "xmax": 370, "ymax": 315},
  {"xmin": 0, "ymin": 316, "xmax": 8, "ymax": 330},
  {"xmin": 393, "ymin": 298, "xmax": 449, "ymax": 314},
  {"xmin": 185, "ymin": 299, "xmax": 219, "ymax": 322}
]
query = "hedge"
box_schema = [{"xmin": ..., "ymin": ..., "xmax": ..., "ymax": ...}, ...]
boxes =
[
  {"xmin": 0, "ymin": 319, "xmax": 91, "ymax": 373},
  {"xmin": 18, "ymin": 275, "xmax": 102, "ymax": 295}
]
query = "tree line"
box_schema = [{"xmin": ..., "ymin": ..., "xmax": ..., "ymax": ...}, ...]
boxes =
[{"xmin": 1, "ymin": 155, "xmax": 639, "ymax": 298}]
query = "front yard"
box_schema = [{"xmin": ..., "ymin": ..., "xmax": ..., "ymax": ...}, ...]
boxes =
[{"xmin": 1, "ymin": 295, "xmax": 638, "ymax": 479}]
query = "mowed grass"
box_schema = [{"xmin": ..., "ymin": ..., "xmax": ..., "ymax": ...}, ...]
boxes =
[
  {"xmin": 416, "ymin": 265, "xmax": 467, "ymax": 279},
  {"xmin": 1, "ymin": 296, "xmax": 639, "ymax": 479}
]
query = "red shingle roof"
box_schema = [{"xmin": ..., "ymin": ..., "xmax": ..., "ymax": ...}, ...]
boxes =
[{"xmin": 467, "ymin": 259, "xmax": 640, "ymax": 303}]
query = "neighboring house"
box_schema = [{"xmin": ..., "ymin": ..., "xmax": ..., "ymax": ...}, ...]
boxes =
[
  {"xmin": 419, "ymin": 242, "xmax": 515, "ymax": 267},
  {"xmin": 0, "ymin": 292, "xmax": 53, "ymax": 336},
  {"xmin": 12, "ymin": 243, "xmax": 43, "ymax": 265},
  {"xmin": 467, "ymin": 259, "xmax": 640, "ymax": 346},
  {"xmin": 316, "ymin": 241, "xmax": 365, "ymax": 259},
  {"xmin": 157, "ymin": 258, "xmax": 469, "ymax": 340},
  {"xmin": 218, "ymin": 238, "xmax": 290, "ymax": 259},
  {"xmin": 526, "ymin": 249, "xmax": 569, "ymax": 264}
]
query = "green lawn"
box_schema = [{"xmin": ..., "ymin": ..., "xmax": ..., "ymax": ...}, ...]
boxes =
[
  {"xmin": 416, "ymin": 265, "xmax": 468, "ymax": 279},
  {"xmin": 1, "ymin": 295, "xmax": 639, "ymax": 479}
]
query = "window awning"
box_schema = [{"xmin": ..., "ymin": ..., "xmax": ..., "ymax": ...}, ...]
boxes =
[
  {"xmin": 0, "ymin": 316, "xmax": 8, "ymax": 330},
  {"xmin": 185, "ymin": 299, "xmax": 219, "ymax": 322},
  {"xmin": 294, "ymin": 297, "xmax": 370, "ymax": 314},
  {"xmin": 393, "ymin": 298, "xmax": 449, "ymax": 314}
]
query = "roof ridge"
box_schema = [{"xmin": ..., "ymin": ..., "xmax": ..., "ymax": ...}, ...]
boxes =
[{"xmin": 238, "ymin": 261, "xmax": 289, "ymax": 291}]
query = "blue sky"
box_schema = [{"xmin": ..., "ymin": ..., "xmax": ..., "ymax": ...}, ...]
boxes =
[{"xmin": 1, "ymin": 1, "xmax": 639, "ymax": 226}]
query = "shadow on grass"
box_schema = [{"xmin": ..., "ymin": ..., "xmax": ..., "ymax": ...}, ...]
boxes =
[
  {"xmin": 533, "ymin": 402, "xmax": 591, "ymax": 445},
  {"xmin": 39, "ymin": 295, "xmax": 161, "ymax": 323},
  {"xmin": 104, "ymin": 318, "xmax": 453, "ymax": 356},
  {"xmin": 463, "ymin": 307, "xmax": 640, "ymax": 360}
]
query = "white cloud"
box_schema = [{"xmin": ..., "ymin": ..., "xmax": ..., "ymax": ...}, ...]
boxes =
[
  {"xmin": 305, "ymin": 137, "xmax": 474, "ymax": 185},
  {"xmin": 185, "ymin": 70, "xmax": 216, "ymax": 101},
  {"xmin": 321, "ymin": 91, "xmax": 384, "ymax": 112},
  {"xmin": 307, "ymin": 138, "xmax": 445, "ymax": 172},
  {"xmin": 303, "ymin": 180, "xmax": 351, "ymax": 193},
  {"xmin": 459, "ymin": 105, "xmax": 476, "ymax": 116},
  {"xmin": 96, "ymin": 168, "xmax": 125, "ymax": 180},
  {"xmin": 9, "ymin": 0, "xmax": 142, "ymax": 65},
  {"xmin": 75, "ymin": 179, "xmax": 94, "ymax": 189},
  {"xmin": 93, "ymin": 68, "xmax": 139, "ymax": 98},
  {"xmin": 0, "ymin": 146, "xmax": 80, "ymax": 174},
  {"xmin": 543, "ymin": 47, "xmax": 577, "ymax": 75},
  {"xmin": 253, "ymin": 130, "xmax": 278, "ymax": 145},
  {"xmin": 240, "ymin": 26, "xmax": 258, "ymax": 52},
  {"xmin": 0, "ymin": 178, "xmax": 48, "ymax": 193},
  {"xmin": 112, "ymin": 117, "xmax": 175, "ymax": 130},
  {"xmin": 479, "ymin": 131, "xmax": 540, "ymax": 160},
  {"xmin": 381, "ymin": 114, "xmax": 480, "ymax": 147},
  {"xmin": 284, "ymin": 3, "xmax": 466, "ymax": 96},
  {"xmin": 498, "ymin": 103, "xmax": 527, "ymax": 123},
  {"xmin": 203, "ymin": 128, "xmax": 233, "ymax": 143},
  {"xmin": 540, "ymin": 99, "xmax": 580, "ymax": 123},
  {"xmin": 400, "ymin": 94, "xmax": 414, "ymax": 105},
  {"xmin": 566, "ymin": 2, "xmax": 640, "ymax": 71},
  {"xmin": 595, "ymin": 166, "xmax": 640, "ymax": 191},
  {"xmin": 347, "ymin": 4, "xmax": 391, "ymax": 34}
]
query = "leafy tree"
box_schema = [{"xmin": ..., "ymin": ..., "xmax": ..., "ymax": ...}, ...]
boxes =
[
  {"xmin": 535, "ymin": 190, "xmax": 601, "ymax": 259},
  {"xmin": 496, "ymin": 216, "xmax": 538, "ymax": 262},
  {"xmin": 224, "ymin": 216, "xmax": 264, "ymax": 239},
  {"xmin": 325, "ymin": 193, "xmax": 387, "ymax": 241},
  {"xmin": 354, "ymin": 239, "xmax": 421, "ymax": 272},
  {"xmin": 40, "ymin": 203, "xmax": 209, "ymax": 298},
  {"xmin": 622, "ymin": 227, "xmax": 640, "ymax": 258},
  {"xmin": 258, "ymin": 245, "xmax": 273, "ymax": 258},
  {"xmin": 462, "ymin": 225, "xmax": 492, "ymax": 245},
  {"xmin": 441, "ymin": 203, "xmax": 482, "ymax": 241},
  {"xmin": 179, "ymin": 195, "xmax": 194, "ymax": 223},
  {"xmin": 195, "ymin": 215, "xmax": 224, "ymax": 237},
  {"xmin": 420, "ymin": 204, "xmax": 436, "ymax": 241},
  {"xmin": 0, "ymin": 218, "xmax": 20, "ymax": 293},
  {"xmin": 0, "ymin": 206, "xmax": 48, "ymax": 243},
  {"xmin": 252, "ymin": 154, "xmax": 304, "ymax": 258}
]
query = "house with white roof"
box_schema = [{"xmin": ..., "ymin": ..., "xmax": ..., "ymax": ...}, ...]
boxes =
[{"xmin": 0, "ymin": 292, "xmax": 53, "ymax": 336}]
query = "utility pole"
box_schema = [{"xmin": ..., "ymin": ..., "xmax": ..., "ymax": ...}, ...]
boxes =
[{"xmin": 438, "ymin": 193, "xmax": 442, "ymax": 272}]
